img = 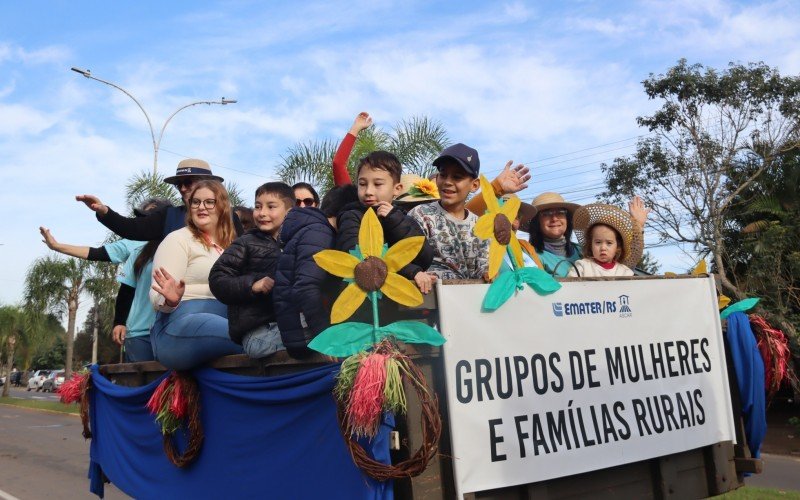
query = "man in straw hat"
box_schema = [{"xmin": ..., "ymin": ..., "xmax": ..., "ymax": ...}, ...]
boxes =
[{"xmin": 76, "ymin": 158, "xmax": 243, "ymax": 240}]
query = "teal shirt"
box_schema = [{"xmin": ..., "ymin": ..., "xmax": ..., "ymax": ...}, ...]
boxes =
[
  {"xmin": 538, "ymin": 247, "xmax": 582, "ymax": 277},
  {"xmin": 116, "ymin": 245, "xmax": 156, "ymax": 338}
]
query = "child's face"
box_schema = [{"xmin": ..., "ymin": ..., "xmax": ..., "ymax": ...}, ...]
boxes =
[
  {"xmin": 357, "ymin": 166, "xmax": 402, "ymax": 206},
  {"xmin": 590, "ymin": 224, "xmax": 620, "ymax": 264},
  {"xmin": 254, "ymin": 193, "xmax": 290, "ymax": 237},
  {"xmin": 436, "ymin": 162, "xmax": 479, "ymax": 210}
]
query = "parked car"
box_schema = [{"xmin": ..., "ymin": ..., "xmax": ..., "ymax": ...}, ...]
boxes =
[
  {"xmin": 27, "ymin": 370, "xmax": 51, "ymax": 391},
  {"xmin": 42, "ymin": 370, "xmax": 66, "ymax": 393}
]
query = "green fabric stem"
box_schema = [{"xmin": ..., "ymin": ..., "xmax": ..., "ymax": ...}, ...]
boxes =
[{"xmin": 483, "ymin": 267, "xmax": 562, "ymax": 311}]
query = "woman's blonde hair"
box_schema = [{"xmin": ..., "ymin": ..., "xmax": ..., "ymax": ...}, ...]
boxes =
[{"xmin": 185, "ymin": 180, "xmax": 236, "ymax": 250}]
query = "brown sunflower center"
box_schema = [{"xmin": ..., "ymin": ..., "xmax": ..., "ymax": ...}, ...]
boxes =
[
  {"xmin": 353, "ymin": 256, "xmax": 388, "ymax": 291},
  {"xmin": 493, "ymin": 214, "xmax": 512, "ymax": 245}
]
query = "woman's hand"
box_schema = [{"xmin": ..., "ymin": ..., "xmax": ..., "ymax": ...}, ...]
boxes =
[
  {"xmin": 151, "ymin": 267, "xmax": 185, "ymax": 307},
  {"xmin": 75, "ymin": 194, "xmax": 109, "ymax": 215},
  {"xmin": 628, "ymin": 195, "xmax": 651, "ymax": 228},
  {"xmin": 414, "ymin": 272, "xmax": 437, "ymax": 294},
  {"xmin": 112, "ymin": 325, "xmax": 126, "ymax": 346},
  {"xmin": 39, "ymin": 226, "xmax": 61, "ymax": 251},
  {"xmin": 494, "ymin": 161, "xmax": 530, "ymax": 195},
  {"xmin": 251, "ymin": 276, "xmax": 275, "ymax": 294}
]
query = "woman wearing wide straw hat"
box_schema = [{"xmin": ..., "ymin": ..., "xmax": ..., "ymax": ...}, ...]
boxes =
[
  {"xmin": 527, "ymin": 192, "xmax": 583, "ymax": 276},
  {"xmin": 568, "ymin": 203, "xmax": 646, "ymax": 277}
]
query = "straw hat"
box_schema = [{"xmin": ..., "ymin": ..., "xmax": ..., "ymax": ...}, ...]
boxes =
[
  {"xmin": 530, "ymin": 192, "xmax": 580, "ymax": 214},
  {"xmin": 573, "ymin": 203, "xmax": 644, "ymax": 269},
  {"xmin": 501, "ymin": 194, "xmax": 537, "ymax": 232},
  {"xmin": 395, "ymin": 174, "xmax": 440, "ymax": 205},
  {"xmin": 163, "ymin": 158, "xmax": 224, "ymax": 185}
]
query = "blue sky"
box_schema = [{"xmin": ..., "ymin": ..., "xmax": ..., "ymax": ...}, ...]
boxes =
[{"xmin": 1, "ymin": 0, "xmax": 799, "ymax": 320}]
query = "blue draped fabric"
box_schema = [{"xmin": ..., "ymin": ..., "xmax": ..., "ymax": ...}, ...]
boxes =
[
  {"xmin": 88, "ymin": 364, "xmax": 393, "ymax": 499},
  {"xmin": 725, "ymin": 312, "xmax": 767, "ymax": 459}
]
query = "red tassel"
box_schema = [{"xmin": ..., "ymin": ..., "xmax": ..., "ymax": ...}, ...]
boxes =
[
  {"xmin": 750, "ymin": 314, "xmax": 796, "ymax": 398},
  {"xmin": 58, "ymin": 373, "xmax": 88, "ymax": 404},
  {"xmin": 147, "ymin": 375, "xmax": 173, "ymax": 414},
  {"xmin": 170, "ymin": 376, "xmax": 188, "ymax": 420},
  {"xmin": 346, "ymin": 353, "xmax": 388, "ymax": 438}
]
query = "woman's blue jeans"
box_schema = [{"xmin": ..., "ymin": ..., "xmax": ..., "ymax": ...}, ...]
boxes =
[{"xmin": 152, "ymin": 299, "xmax": 243, "ymax": 370}]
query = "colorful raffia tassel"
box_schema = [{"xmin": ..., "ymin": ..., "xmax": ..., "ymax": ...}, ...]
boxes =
[
  {"xmin": 749, "ymin": 314, "xmax": 799, "ymax": 399},
  {"xmin": 147, "ymin": 373, "xmax": 189, "ymax": 435},
  {"xmin": 58, "ymin": 372, "xmax": 90, "ymax": 404}
]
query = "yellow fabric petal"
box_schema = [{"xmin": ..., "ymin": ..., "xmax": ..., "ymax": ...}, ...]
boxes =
[
  {"xmin": 358, "ymin": 208, "xmax": 384, "ymax": 258},
  {"xmin": 692, "ymin": 259, "xmax": 707, "ymax": 275},
  {"xmin": 508, "ymin": 236, "xmax": 524, "ymax": 269},
  {"xmin": 479, "ymin": 175, "xmax": 500, "ymax": 213},
  {"xmin": 384, "ymin": 236, "xmax": 424, "ymax": 272},
  {"xmin": 500, "ymin": 195, "xmax": 521, "ymax": 221},
  {"xmin": 313, "ymin": 250, "xmax": 360, "ymax": 278},
  {"xmin": 473, "ymin": 213, "xmax": 495, "ymax": 240},
  {"xmin": 488, "ymin": 240, "xmax": 504, "ymax": 279},
  {"xmin": 330, "ymin": 283, "xmax": 367, "ymax": 324},
  {"xmin": 380, "ymin": 272, "xmax": 424, "ymax": 307},
  {"xmin": 718, "ymin": 294, "xmax": 731, "ymax": 310}
]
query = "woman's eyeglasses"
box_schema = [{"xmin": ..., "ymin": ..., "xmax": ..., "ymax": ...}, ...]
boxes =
[
  {"xmin": 296, "ymin": 198, "xmax": 315, "ymax": 207},
  {"xmin": 190, "ymin": 198, "xmax": 217, "ymax": 210},
  {"xmin": 540, "ymin": 208, "xmax": 568, "ymax": 218}
]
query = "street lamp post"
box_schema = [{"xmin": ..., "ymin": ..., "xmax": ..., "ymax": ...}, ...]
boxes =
[{"xmin": 71, "ymin": 67, "xmax": 236, "ymax": 175}]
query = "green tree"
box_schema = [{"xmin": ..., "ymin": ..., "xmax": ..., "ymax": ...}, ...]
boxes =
[
  {"xmin": 24, "ymin": 256, "xmax": 91, "ymax": 378},
  {"xmin": 636, "ymin": 251, "xmax": 661, "ymax": 275},
  {"xmin": 74, "ymin": 301, "xmax": 119, "ymax": 366},
  {"xmin": 276, "ymin": 116, "xmax": 450, "ymax": 193},
  {"xmin": 602, "ymin": 60, "xmax": 800, "ymax": 322},
  {"xmin": 0, "ymin": 305, "xmax": 25, "ymax": 397}
]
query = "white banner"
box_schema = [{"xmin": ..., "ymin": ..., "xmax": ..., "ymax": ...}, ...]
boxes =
[{"xmin": 438, "ymin": 276, "xmax": 736, "ymax": 497}]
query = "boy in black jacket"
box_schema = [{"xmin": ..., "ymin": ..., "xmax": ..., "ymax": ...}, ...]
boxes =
[
  {"xmin": 336, "ymin": 151, "xmax": 436, "ymax": 294},
  {"xmin": 209, "ymin": 182, "xmax": 293, "ymax": 358}
]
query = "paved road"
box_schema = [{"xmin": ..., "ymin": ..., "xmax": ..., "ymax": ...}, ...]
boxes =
[
  {"xmin": 3, "ymin": 386, "xmax": 60, "ymax": 402},
  {"xmin": 0, "ymin": 404, "xmax": 128, "ymax": 499},
  {"xmin": 746, "ymin": 453, "xmax": 800, "ymax": 492}
]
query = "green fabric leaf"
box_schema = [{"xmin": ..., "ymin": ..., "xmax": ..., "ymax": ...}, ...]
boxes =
[
  {"xmin": 518, "ymin": 267, "xmax": 562, "ymax": 295},
  {"xmin": 720, "ymin": 297, "xmax": 760, "ymax": 320},
  {"xmin": 379, "ymin": 321, "xmax": 445, "ymax": 346},
  {"xmin": 308, "ymin": 322, "xmax": 376, "ymax": 357},
  {"xmin": 482, "ymin": 272, "xmax": 517, "ymax": 311}
]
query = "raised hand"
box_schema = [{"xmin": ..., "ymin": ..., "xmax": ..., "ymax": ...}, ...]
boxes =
[
  {"xmin": 494, "ymin": 161, "xmax": 530, "ymax": 195},
  {"xmin": 151, "ymin": 267, "xmax": 185, "ymax": 307},
  {"xmin": 628, "ymin": 196, "xmax": 651, "ymax": 228},
  {"xmin": 39, "ymin": 226, "xmax": 60, "ymax": 251},
  {"xmin": 75, "ymin": 194, "xmax": 109, "ymax": 215},
  {"xmin": 349, "ymin": 112, "xmax": 373, "ymax": 135},
  {"xmin": 374, "ymin": 201, "xmax": 393, "ymax": 218}
]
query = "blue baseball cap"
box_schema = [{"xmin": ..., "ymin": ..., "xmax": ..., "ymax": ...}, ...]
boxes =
[{"xmin": 432, "ymin": 143, "xmax": 480, "ymax": 177}]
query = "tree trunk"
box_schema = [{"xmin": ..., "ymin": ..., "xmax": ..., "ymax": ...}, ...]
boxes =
[
  {"xmin": 91, "ymin": 307, "xmax": 99, "ymax": 365},
  {"xmin": 65, "ymin": 298, "xmax": 77, "ymax": 378},
  {"xmin": 2, "ymin": 336, "xmax": 14, "ymax": 398}
]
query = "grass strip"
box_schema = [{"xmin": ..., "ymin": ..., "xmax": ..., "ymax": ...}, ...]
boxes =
[
  {"xmin": 0, "ymin": 396, "xmax": 79, "ymax": 415},
  {"xmin": 721, "ymin": 486, "xmax": 800, "ymax": 499}
]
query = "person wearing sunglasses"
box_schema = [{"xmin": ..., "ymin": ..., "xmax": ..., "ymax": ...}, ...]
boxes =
[
  {"xmin": 76, "ymin": 158, "xmax": 244, "ymax": 241},
  {"xmin": 292, "ymin": 182, "xmax": 320, "ymax": 208}
]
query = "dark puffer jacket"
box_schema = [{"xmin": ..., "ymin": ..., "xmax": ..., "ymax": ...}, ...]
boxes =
[
  {"xmin": 335, "ymin": 201, "xmax": 434, "ymax": 279},
  {"xmin": 274, "ymin": 208, "xmax": 335, "ymax": 358},
  {"xmin": 209, "ymin": 230, "xmax": 280, "ymax": 344}
]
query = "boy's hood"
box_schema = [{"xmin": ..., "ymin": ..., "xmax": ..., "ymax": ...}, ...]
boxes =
[{"xmin": 280, "ymin": 207, "xmax": 331, "ymax": 242}]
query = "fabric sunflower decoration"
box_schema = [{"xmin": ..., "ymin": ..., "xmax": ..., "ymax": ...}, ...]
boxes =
[
  {"xmin": 473, "ymin": 175, "xmax": 561, "ymax": 311},
  {"xmin": 310, "ymin": 208, "xmax": 444, "ymax": 439}
]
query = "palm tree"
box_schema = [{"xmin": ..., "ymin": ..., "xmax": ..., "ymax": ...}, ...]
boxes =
[
  {"xmin": 84, "ymin": 261, "xmax": 119, "ymax": 364},
  {"xmin": 0, "ymin": 305, "xmax": 25, "ymax": 397},
  {"xmin": 276, "ymin": 115, "xmax": 450, "ymax": 193},
  {"xmin": 24, "ymin": 256, "xmax": 91, "ymax": 378}
]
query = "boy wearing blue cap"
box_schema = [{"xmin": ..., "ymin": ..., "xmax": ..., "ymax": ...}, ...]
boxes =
[{"xmin": 408, "ymin": 143, "xmax": 489, "ymax": 280}]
